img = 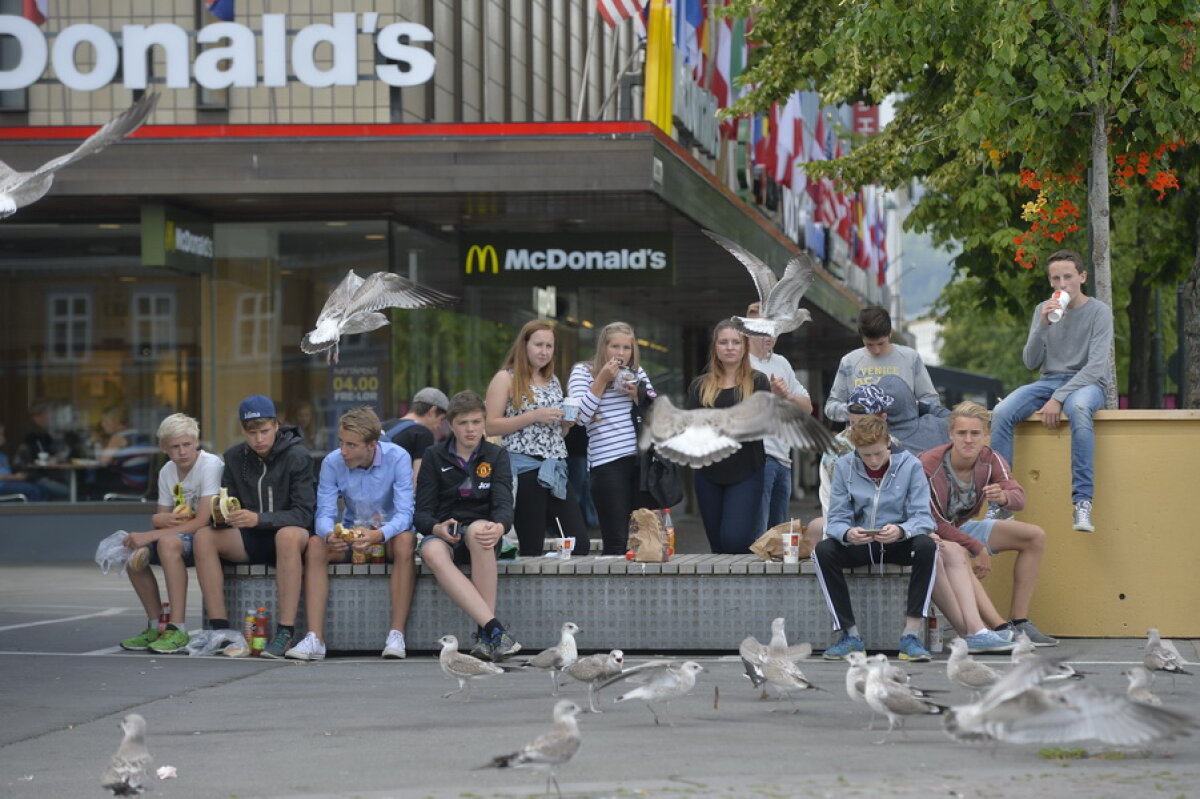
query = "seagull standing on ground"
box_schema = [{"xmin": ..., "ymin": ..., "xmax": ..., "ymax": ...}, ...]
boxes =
[
  {"xmin": 1144, "ymin": 627, "xmax": 1192, "ymax": 686},
  {"xmin": 600, "ymin": 660, "xmax": 705, "ymax": 726},
  {"xmin": 640, "ymin": 392, "xmax": 833, "ymax": 469},
  {"xmin": 703, "ymin": 230, "xmax": 816, "ymax": 338},
  {"xmin": 1124, "ymin": 666, "xmax": 1163, "ymax": 706},
  {"xmin": 100, "ymin": 713, "xmax": 153, "ymax": 796},
  {"xmin": 2, "ymin": 94, "xmax": 159, "ymax": 219},
  {"xmin": 478, "ymin": 699, "xmax": 582, "ymax": 799},
  {"xmin": 562, "ymin": 649, "xmax": 623, "ymax": 713},
  {"xmin": 437, "ymin": 634, "xmax": 507, "ymax": 701},
  {"xmin": 301, "ymin": 269, "xmax": 455, "ymax": 363},
  {"xmin": 522, "ymin": 622, "xmax": 581, "ymax": 695},
  {"xmin": 863, "ymin": 657, "xmax": 946, "ymax": 744},
  {"xmin": 739, "ymin": 617, "xmax": 812, "ymax": 699},
  {"xmin": 946, "ymin": 638, "xmax": 1002, "ymax": 696}
]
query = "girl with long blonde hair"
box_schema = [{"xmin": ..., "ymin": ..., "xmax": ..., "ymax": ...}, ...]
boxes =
[
  {"xmin": 685, "ymin": 319, "xmax": 770, "ymax": 553},
  {"xmin": 567, "ymin": 321, "xmax": 658, "ymax": 555},
  {"xmin": 485, "ymin": 320, "xmax": 588, "ymax": 557}
]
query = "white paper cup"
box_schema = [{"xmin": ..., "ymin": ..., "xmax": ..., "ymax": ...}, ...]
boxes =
[
  {"xmin": 781, "ymin": 532, "xmax": 801, "ymax": 564},
  {"xmin": 36, "ymin": 452, "xmax": 50, "ymax": 465},
  {"xmin": 561, "ymin": 396, "xmax": 580, "ymax": 422},
  {"xmin": 558, "ymin": 537, "xmax": 575, "ymax": 560}
]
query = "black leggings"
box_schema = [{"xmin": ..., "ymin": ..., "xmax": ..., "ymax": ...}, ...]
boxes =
[
  {"xmin": 513, "ymin": 468, "xmax": 589, "ymax": 557},
  {"xmin": 590, "ymin": 455, "xmax": 656, "ymax": 555}
]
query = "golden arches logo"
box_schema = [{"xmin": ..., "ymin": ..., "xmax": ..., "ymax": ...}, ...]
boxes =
[{"xmin": 464, "ymin": 244, "xmax": 499, "ymax": 275}]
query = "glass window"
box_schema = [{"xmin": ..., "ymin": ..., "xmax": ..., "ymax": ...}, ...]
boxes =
[{"xmin": 47, "ymin": 292, "xmax": 92, "ymax": 362}]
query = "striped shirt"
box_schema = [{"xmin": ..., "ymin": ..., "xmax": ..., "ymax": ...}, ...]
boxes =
[{"xmin": 567, "ymin": 362, "xmax": 655, "ymax": 469}]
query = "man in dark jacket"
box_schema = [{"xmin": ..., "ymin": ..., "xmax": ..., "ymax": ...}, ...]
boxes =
[
  {"xmin": 194, "ymin": 395, "xmax": 314, "ymax": 658},
  {"xmin": 414, "ymin": 390, "xmax": 520, "ymax": 661}
]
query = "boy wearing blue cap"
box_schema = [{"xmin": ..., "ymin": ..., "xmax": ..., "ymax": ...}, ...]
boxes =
[{"xmin": 193, "ymin": 395, "xmax": 315, "ymax": 658}]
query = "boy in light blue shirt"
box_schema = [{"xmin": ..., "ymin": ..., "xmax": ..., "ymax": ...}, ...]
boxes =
[{"xmin": 286, "ymin": 407, "xmax": 415, "ymax": 661}]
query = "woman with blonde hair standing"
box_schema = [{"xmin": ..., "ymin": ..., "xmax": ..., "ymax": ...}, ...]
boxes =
[
  {"xmin": 686, "ymin": 319, "xmax": 770, "ymax": 553},
  {"xmin": 485, "ymin": 320, "xmax": 588, "ymax": 558},
  {"xmin": 567, "ymin": 321, "xmax": 657, "ymax": 555}
]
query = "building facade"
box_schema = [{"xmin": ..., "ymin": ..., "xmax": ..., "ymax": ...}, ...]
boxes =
[{"xmin": 1, "ymin": 0, "xmax": 886, "ymax": 504}]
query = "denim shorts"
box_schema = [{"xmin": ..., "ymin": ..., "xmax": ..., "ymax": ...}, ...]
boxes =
[
  {"xmin": 960, "ymin": 519, "xmax": 997, "ymax": 556},
  {"xmin": 148, "ymin": 533, "xmax": 195, "ymax": 567}
]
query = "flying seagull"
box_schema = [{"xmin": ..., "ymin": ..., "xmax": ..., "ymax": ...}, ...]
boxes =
[
  {"xmin": 2, "ymin": 93, "xmax": 159, "ymax": 219},
  {"xmin": 478, "ymin": 699, "xmax": 582, "ymax": 799},
  {"xmin": 100, "ymin": 713, "xmax": 153, "ymax": 796},
  {"xmin": 703, "ymin": 229, "xmax": 816, "ymax": 338},
  {"xmin": 301, "ymin": 269, "xmax": 456, "ymax": 363},
  {"xmin": 640, "ymin": 392, "xmax": 834, "ymax": 469}
]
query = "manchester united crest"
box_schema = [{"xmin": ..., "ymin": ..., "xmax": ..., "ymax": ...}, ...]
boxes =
[{"xmin": 476, "ymin": 461, "xmax": 492, "ymax": 478}]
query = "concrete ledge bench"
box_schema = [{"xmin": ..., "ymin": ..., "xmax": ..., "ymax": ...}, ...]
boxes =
[{"xmin": 221, "ymin": 556, "xmax": 934, "ymax": 653}]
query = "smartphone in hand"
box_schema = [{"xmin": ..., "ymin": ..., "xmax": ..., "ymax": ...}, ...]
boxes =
[{"xmin": 860, "ymin": 529, "xmax": 883, "ymax": 539}]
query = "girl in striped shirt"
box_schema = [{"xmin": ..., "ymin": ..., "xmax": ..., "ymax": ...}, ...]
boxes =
[{"xmin": 567, "ymin": 322, "xmax": 657, "ymax": 555}]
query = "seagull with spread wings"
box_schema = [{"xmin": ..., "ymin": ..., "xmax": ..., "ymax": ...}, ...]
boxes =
[
  {"xmin": 639, "ymin": 392, "xmax": 834, "ymax": 469},
  {"xmin": 301, "ymin": 269, "xmax": 456, "ymax": 363},
  {"xmin": 2, "ymin": 94, "xmax": 159, "ymax": 219},
  {"xmin": 703, "ymin": 229, "xmax": 816, "ymax": 338}
]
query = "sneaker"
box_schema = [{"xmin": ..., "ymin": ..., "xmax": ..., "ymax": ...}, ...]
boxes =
[
  {"xmin": 898, "ymin": 634, "xmax": 932, "ymax": 662},
  {"xmin": 284, "ymin": 631, "xmax": 325, "ymax": 661},
  {"xmin": 489, "ymin": 629, "xmax": 522, "ymax": 661},
  {"xmin": 1013, "ymin": 619, "xmax": 1058, "ymax": 647},
  {"xmin": 128, "ymin": 546, "xmax": 151, "ymax": 571},
  {"xmin": 148, "ymin": 627, "xmax": 190, "ymax": 654},
  {"xmin": 963, "ymin": 630, "xmax": 1016, "ymax": 654},
  {"xmin": 1072, "ymin": 500, "xmax": 1095, "ymax": 532},
  {"xmin": 120, "ymin": 627, "xmax": 161, "ymax": 651},
  {"xmin": 992, "ymin": 627, "xmax": 1015, "ymax": 643},
  {"xmin": 823, "ymin": 633, "xmax": 866, "ymax": 660},
  {"xmin": 985, "ymin": 504, "xmax": 1014, "ymax": 521},
  {"xmin": 259, "ymin": 628, "xmax": 295, "ymax": 659},
  {"xmin": 469, "ymin": 631, "xmax": 493, "ymax": 662},
  {"xmin": 382, "ymin": 630, "xmax": 406, "ymax": 659}
]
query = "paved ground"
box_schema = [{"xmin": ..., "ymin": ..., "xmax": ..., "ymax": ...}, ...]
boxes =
[{"xmin": 1, "ymin": 563, "xmax": 1197, "ymax": 799}]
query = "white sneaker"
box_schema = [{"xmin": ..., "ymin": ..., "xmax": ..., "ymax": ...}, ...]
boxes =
[
  {"xmin": 1072, "ymin": 500, "xmax": 1095, "ymax": 532},
  {"xmin": 284, "ymin": 631, "xmax": 325, "ymax": 661},
  {"xmin": 382, "ymin": 630, "xmax": 406, "ymax": 659}
]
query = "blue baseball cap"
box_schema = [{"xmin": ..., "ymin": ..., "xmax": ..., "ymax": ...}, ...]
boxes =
[{"xmin": 238, "ymin": 394, "xmax": 276, "ymax": 422}]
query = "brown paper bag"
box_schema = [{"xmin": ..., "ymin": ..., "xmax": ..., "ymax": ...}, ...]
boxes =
[
  {"xmin": 750, "ymin": 520, "xmax": 813, "ymax": 561},
  {"xmin": 628, "ymin": 508, "xmax": 669, "ymax": 562}
]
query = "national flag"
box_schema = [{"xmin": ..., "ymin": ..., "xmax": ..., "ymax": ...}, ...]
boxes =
[
  {"xmin": 711, "ymin": 8, "xmax": 745, "ymax": 139},
  {"xmin": 789, "ymin": 99, "xmax": 807, "ymax": 196},
  {"xmin": 831, "ymin": 139, "xmax": 853, "ymax": 244},
  {"xmin": 22, "ymin": 0, "xmax": 47, "ymax": 25},
  {"xmin": 598, "ymin": 0, "xmax": 645, "ymax": 30},
  {"xmin": 675, "ymin": 0, "xmax": 705, "ymax": 80},
  {"xmin": 773, "ymin": 93, "xmax": 799, "ymax": 188},
  {"xmin": 206, "ymin": 0, "xmax": 234, "ymax": 21},
  {"xmin": 873, "ymin": 193, "xmax": 889, "ymax": 286}
]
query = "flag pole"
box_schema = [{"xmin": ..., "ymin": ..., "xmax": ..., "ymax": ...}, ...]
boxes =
[{"xmin": 575, "ymin": 8, "xmax": 601, "ymax": 121}]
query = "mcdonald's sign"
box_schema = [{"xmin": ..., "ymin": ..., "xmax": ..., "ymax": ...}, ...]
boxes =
[
  {"xmin": 460, "ymin": 233, "xmax": 674, "ymax": 287},
  {"xmin": 464, "ymin": 244, "xmax": 500, "ymax": 274}
]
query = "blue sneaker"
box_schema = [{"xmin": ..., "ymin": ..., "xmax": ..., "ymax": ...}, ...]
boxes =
[
  {"xmin": 992, "ymin": 627, "xmax": 1015, "ymax": 643},
  {"xmin": 898, "ymin": 634, "xmax": 932, "ymax": 662},
  {"xmin": 963, "ymin": 630, "xmax": 1016, "ymax": 654},
  {"xmin": 823, "ymin": 633, "xmax": 866, "ymax": 660}
]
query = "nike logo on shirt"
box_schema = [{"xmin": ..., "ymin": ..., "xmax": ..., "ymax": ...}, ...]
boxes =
[{"xmin": 441, "ymin": 466, "xmax": 454, "ymax": 472}]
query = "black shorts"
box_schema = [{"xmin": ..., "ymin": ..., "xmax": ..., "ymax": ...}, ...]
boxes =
[{"xmin": 238, "ymin": 528, "xmax": 277, "ymax": 565}]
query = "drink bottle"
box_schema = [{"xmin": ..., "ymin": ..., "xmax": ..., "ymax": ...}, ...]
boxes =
[
  {"xmin": 158, "ymin": 602, "xmax": 171, "ymax": 631},
  {"xmin": 251, "ymin": 607, "xmax": 269, "ymax": 657}
]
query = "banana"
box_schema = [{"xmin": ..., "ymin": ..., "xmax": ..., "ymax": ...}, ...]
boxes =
[{"xmin": 212, "ymin": 487, "xmax": 241, "ymax": 526}]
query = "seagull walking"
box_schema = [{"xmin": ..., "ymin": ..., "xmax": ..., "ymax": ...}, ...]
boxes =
[
  {"xmin": 301, "ymin": 269, "xmax": 455, "ymax": 363},
  {"xmin": 100, "ymin": 713, "xmax": 153, "ymax": 796},
  {"xmin": 640, "ymin": 393, "xmax": 833, "ymax": 469},
  {"xmin": 759, "ymin": 656, "xmax": 825, "ymax": 713},
  {"xmin": 703, "ymin": 230, "xmax": 816, "ymax": 338},
  {"xmin": 478, "ymin": 699, "xmax": 582, "ymax": 799},
  {"xmin": 1124, "ymin": 666, "xmax": 1163, "ymax": 706},
  {"xmin": 522, "ymin": 622, "xmax": 581, "ymax": 695},
  {"xmin": 1144, "ymin": 627, "xmax": 1192, "ymax": 688},
  {"xmin": 863, "ymin": 657, "xmax": 946, "ymax": 744},
  {"xmin": 562, "ymin": 649, "xmax": 624, "ymax": 713},
  {"xmin": 2, "ymin": 94, "xmax": 159, "ymax": 219},
  {"xmin": 437, "ymin": 634, "xmax": 507, "ymax": 701},
  {"xmin": 946, "ymin": 638, "xmax": 1002, "ymax": 696},
  {"xmin": 600, "ymin": 660, "xmax": 705, "ymax": 726}
]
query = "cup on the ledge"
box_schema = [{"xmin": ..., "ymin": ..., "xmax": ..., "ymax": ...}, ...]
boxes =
[
  {"xmin": 558, "ymin": 537, "xmax": 575, "ymax": 560},
  {"xmin": 781, "ymin": 532, "xmax": 801, "ymax": 564}
]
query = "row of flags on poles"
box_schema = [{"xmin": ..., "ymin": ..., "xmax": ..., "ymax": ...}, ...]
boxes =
[{"xmin": 600, "ymin": 0, "xmax": 889, "ymax": 286}]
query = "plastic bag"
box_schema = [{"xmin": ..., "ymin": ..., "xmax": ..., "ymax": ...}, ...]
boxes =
[
  {"xmin": 186, "ymin": 629, "xmax": 249, "ymax": 657},
  {"xmin": 94, "ymin": 530, "xmax": 132, "ymax": 575}
]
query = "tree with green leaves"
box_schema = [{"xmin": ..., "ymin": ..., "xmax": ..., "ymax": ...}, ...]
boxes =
[{"xmin": 727, "ymin": 0, "xmax": 1200, "ymax": 407}]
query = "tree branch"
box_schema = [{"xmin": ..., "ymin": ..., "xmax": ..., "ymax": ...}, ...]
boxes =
[{"xmin": 1047, "ymin": 0, "xmax": 1098, "ymax": 86}]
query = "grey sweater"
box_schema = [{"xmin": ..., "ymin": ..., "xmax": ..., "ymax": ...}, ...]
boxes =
[
  {"xmin": 824, "ymin": 344, "xmax": 940, "ymax": 422},
  {"xmin": 1021, "ymin": 296, "xmax": 1113, "ymax": 403}
]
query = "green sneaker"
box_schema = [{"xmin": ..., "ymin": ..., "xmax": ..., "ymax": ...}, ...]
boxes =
[
  {"xmin": 259, "ymin": 628, "xmax": 295, "ymax": 659},
  {"xmin": 120, "ymin": 627, "xmax": 161, "ymax": 651},
  {"xmin": 148, "ymin": 627, "xmax": 190, "ymax": 654}
]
